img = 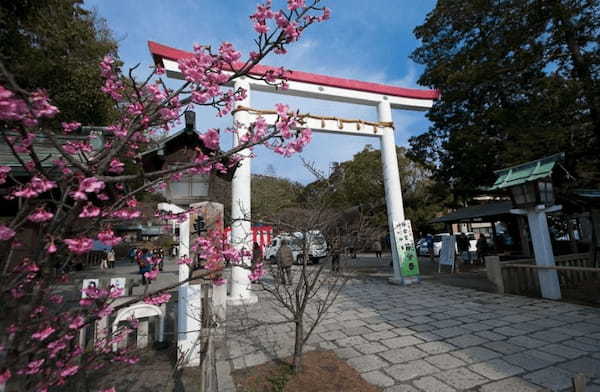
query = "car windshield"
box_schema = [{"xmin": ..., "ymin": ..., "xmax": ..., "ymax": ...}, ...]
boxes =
[
  {"xmin": 433, "ymin": 235, "xmax": 443, "ymax": 242},
  {"xmin": 467, "ymin": 233, "xmax": 476, "ymax": 240},
  {"xmin": 308, "ymin": 233, "xmax": 326, "ymax": 245}
]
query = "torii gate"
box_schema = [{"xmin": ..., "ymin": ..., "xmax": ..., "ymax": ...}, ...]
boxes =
[{"xmin": 149, "ymin": 41, "xmax": 439, "ymax": 304}]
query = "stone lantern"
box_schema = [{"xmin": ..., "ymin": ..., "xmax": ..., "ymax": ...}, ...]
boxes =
[{"xmin": 490, "ymin": 153, "xmax": 564, "ymax": 300}]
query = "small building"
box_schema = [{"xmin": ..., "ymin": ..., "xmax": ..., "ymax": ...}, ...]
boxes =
[{"xmin": 140, "ymin": 111, "xmax": 236, "ymax": 207}]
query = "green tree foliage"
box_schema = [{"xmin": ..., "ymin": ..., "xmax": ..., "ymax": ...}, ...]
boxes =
[
  {"xmin": 304, "ymin": 145, "xmax": 446, "ymax": 235},
  {"xmin": 252, "ymin": 174, "xmax": 304, "ymax": 222},
  {"xmin": 409, "ymin": 0, "xmax": 600, "ymax": 201},
  {"xmin": 0, "ymin": 0, "xmax": 119, "ymax": 125}
]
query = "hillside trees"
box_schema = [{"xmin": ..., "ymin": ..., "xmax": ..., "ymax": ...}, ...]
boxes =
[{"xmin": 304, "ymin": 145, "xmax": 445, "ymax": 236}]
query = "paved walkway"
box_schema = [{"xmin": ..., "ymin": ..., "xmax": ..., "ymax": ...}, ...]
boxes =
[
  {"xmin": 223, "ymin": 270, "xmax": 600, "ymax": 392},
  {"xmin": 65, "ymin": 256, "xmax": 600, "ymax": 391}
]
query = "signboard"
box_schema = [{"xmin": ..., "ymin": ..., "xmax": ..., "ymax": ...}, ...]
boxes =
[
  {"xmin": 439, "ymin": 235, "xmax": 456, "ymax": 267},
  {"xmin": 392, "ymin": 220, "xmax": 420, "ymax": 279},
  {"xmin": 110, "ymin": 278, "xmax": 127, "ymax": 296},
  {"xmin": 81, "ymin": 279, "xmax": 99, "ymax": 298}
]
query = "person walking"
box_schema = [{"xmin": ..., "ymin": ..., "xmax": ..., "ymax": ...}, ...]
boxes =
[
  {"xmin": 426, "ymin": 233, "xmax": 434, "ymax": 263},
  {"xmin": 140, "ymin": 248, "xmax": 152, "ymax": 284},
  {"xmin": 252, "ymin": 242, "xmax": 263, "ymax": 266},
  {"xmin": 100, "ymin": 252, "xmax": 108, "ymax": 270},
  {"xmin": 330, "ymin": 237, "xmax": 342, "ymax": 273},
  {"xmin": 456, "ymin": 232, "xmax": 470, "ymax": 272},
  {"xmin": 373, "ymin": 239, "xmax": 382, "ymax": 260},
  {"xmin": 158, "ymin": 248, "xmax": 164, "ymax": 272},
  {"xmin": 276, "ymin": 239, "xmax": 293, "ymax": 285},
  {"xmin": 476, "ymin": 233, "xmax": 489, "ymax": 265},
  {"xmin": 107, "ymin": 248, "xmax": 116, "ymax": 269}
]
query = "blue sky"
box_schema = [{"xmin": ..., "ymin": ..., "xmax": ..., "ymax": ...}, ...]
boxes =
[{"xmin": 84, "ymin": 0, "xmax": 437, "ymax": 183}]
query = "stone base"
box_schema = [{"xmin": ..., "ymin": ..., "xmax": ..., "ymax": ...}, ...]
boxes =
[
  {"xmin": 227, "ymin": 293, "xmax": 258, "ymax": 306},
  {"xmin": 388, "ymin": 276, "xmax": 420, "ymax": 286}
]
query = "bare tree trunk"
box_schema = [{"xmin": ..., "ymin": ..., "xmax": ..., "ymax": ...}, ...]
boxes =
[{"xmin": 292, "ymin": 316, "xmax": 304, "ymax": 373}]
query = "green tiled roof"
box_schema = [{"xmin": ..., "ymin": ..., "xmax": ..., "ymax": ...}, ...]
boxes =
[
  {"xmin": 489, "ymin": 153, "xmax": 564, "ymax": 190},
  {"xmin": 0, "ymin": 133, "xmax": 89, "ymax": 175}
]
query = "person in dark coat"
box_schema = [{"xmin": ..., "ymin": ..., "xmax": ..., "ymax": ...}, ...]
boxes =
[
  {"xmin": 372, "ymin": 239, "xmax": 382, "ymax": 260},
  {"xmin": 252, "ymin": 242, "xmax": 263, "ymax": 266},
  {"xmin": 476, "ymin": 234, "xmax": 489, "ymax": 265},
  {"xmin": 276, "ymin": 239, "xmax": 293, "ymax": 285},
  {"xmin": 426, "ymin": 234, "xmax": 434, "ymax": 263},
  {"xmin": 457, "ymin": 232, "xmax": 470, "ymax": 265},
  {"xmin": 330, "ymin": 237, "xmax": 342, "ymax": 273}
]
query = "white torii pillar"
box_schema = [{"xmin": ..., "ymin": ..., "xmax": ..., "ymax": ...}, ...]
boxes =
[
  {"xmin": 229, "ymin": 79, "xmax": 257, "ymax": 305},
  {"xmin": 378, "ymin": 100, "xmax": 407, "ymax": 284}
]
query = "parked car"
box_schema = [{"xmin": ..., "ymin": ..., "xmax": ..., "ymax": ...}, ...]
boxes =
[
  {"xmin": 432, "ymin": 233, "xmax": 450, "ymax": 256},
  {"xmin": 265, "ymin": 231, "xmax": 328, "ymax": 264}
]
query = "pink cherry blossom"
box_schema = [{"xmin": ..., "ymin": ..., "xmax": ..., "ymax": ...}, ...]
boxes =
[
  {"xmin": 59, "ymin": 365, "xmax": 79, "ymax": 378},
  {"xmin": 69, "ymin": 190, "xmax": 87, "ymax": 201},
  {"xmin": 288, "ymin": 0, "xmax": 305, "ymax": 10},
  {"xmin": 62, "ymin": 141, "xmax": 92, "ymax": 155},
  {"xmin": 63, "ymin": 237, "xmax": 94, "ymax": 254},
  {"xmin": 30, "ymin": 176, "xmax": 56, "ymax": 193},
  {"xmin": 79, "ymin": 177, "xmax": 105, "ymax": 193},
  {"xmin": 111, "ymin": 209, "xmax": 141, "ymax": 220},
  {"xmin": 18, "ymin": 359, "xmax": 45, "ymax": 375},
  {"xmin": 79, "ymin": 203, "xmax": 101, "ymax": 218},
  {"xmin": 177, "ymin": 256, "xmax": 193, "ymax": 265},
  {"xmin": 28, "ymin": 208, "xmax": 54, "ymax": 222},
  {"xmin": 46, "ymin": 241, "xmax": 57, "ymax": 253},
  {"xmin": 0, "ymin": 165, "xmax": 10, "ymax": 184},
  {"xmin": 0, "ymin": 225, "xmax": 16, "ymax": 240},
  {"xmin": 144, "ymin": 269, "xmax": 159, "ymax": 281},
  {"xmin": 69, "ymin": 316, "xmax": 85, "ymax": 329},
  {"xmin": 47, "ymin": 340, "xmax": 67, "ymax": 358},
  {"xmin": 249, "ymin": 263, "xmax": 266, "ymax": 281},
  {"xmin": 107, "ymin": 124, "xmax": 128, "ymax": 138},
  {"xmin": 108, "ymin": 159, "xmax": 125, "ymax": 174},
  {"xmin": 254, "ymin": 22, "xmax": 269, "ymax": 34},
  {"xmin": 32, "ymin": 326, "xmax": 55, "ymax": 341},
  {"xmin": 0, "ymin": 369, "xmax": 11, "ymax": 384},
  {"xmin": 49, "ymin": 294, "xmax": 63, "ymax": 304},
  {"xmin": 61, "ymin": 122, "xmax": 81, "ymax": 133},
  {"xmin": 97, "ymin": 229, "xmax": 122, "ymax": 246},
  {"xmin": 199, "ymin": 129, "xmax": 220, "ymax": 150},
  {"xmin": 143, "ymin": 293, "xmax": 171, "ymax": 305},
  {"xmin": 109, "ymin": 287, "xmax": 124, "ymax": 298},
  {"xmin": 13, "ymin": 186, "xmax": 38, "ymax": 198}
]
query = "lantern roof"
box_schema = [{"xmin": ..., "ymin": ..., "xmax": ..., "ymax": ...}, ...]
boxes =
[{"xmin": 489, "ymin": 153, "xmax": 564, "ymax": 190}]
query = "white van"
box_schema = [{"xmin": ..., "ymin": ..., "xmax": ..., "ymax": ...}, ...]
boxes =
[
  {"xmin": 265, "ymin": 231, "xmax": 328, "ymax": 264},
  {"xmin": 433, "ymin": 232, "xmax": 477, "ymax": 257}
]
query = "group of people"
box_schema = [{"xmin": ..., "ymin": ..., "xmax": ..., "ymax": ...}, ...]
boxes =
[
  {"xmin": 425, "ymin": 232, "xmax": 491, "ymax": 269},
  {"xmin": 100, "ymin": 249, "xmax": 116, "ymax": 270},
  {"xmin": 130, "ymin": 247, "xmax": 165, "ymax": 284}
]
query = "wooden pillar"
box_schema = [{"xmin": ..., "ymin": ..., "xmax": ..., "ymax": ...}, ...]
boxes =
[{"xmin": 517, "ymin": 215, "xmax": 531, "ymax": 257}]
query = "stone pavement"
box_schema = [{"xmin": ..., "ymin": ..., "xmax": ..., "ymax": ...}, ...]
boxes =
[{"xmin": 223, "ymin": 272, "xmax": 600, "ymax": 392}]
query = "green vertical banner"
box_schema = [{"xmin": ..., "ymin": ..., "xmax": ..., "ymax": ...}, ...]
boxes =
[{"xmin": 392, "ymin": 220, "xmax": 420, "ymax": 283}]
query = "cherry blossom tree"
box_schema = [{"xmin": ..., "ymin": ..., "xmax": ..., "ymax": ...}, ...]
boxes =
[{"xmin": 0, "ymin": 1, "xmax": 330, "ymax": 390}]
